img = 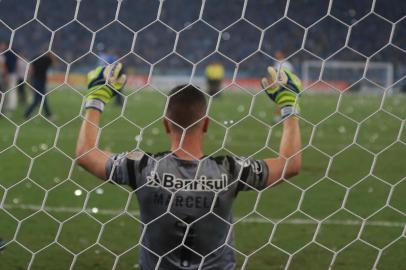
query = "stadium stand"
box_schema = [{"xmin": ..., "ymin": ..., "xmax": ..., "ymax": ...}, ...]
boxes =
[{"xmin": 0, "ymin": 0, "xmax": 404, "ymax": 81}]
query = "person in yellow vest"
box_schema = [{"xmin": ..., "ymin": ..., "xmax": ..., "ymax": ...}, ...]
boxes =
[{"xmin": 205, "ymin": 61, "xmax": 224, "ymax": 97}]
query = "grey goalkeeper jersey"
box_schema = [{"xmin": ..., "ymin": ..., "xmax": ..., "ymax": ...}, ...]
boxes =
[{"xmin": 106, "ymin": 151, "xmax": 269, "ymax": 270}]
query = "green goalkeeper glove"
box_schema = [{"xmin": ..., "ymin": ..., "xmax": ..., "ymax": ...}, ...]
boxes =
[
  {"xmin": 261, "ymin": 67, "xmax": 302, "ymax": 119},
  {"xmin": 85, "ymin": 62, "xmax": 127, "ymax": 112}
]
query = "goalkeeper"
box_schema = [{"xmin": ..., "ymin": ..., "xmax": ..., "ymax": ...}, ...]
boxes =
[{"xmin": 76, "ymin": 63, "xmax": 302, "ymax": 270}]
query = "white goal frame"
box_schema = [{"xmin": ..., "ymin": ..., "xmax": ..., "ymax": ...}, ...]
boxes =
[{"xmin": 302, "ymin": 60, "xmax": 394, "ymax": 92}]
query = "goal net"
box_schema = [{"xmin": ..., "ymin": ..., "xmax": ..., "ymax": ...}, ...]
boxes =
[{"xmin": 0, "ymin": 0, "xmax": 405, "ymax": 270}]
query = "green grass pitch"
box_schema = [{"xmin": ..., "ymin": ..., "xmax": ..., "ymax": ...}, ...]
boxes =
[{"xmin": 0, "ymin": 87, "xmax": 405, "ymax": 270}]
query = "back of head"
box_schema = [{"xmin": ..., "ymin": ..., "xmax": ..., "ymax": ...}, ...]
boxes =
[{"xmin": 166, "ymin": 85, "xmax": 207, "ymax": 132}]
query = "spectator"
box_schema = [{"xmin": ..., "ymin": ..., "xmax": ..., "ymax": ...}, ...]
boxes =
[
  {"xmin": 205, "ymin": 61, "xmax": 225, "ymax": 97},
  {"xmin": 24, "ymin": 52, "xmax": 54, "ymax": 119},
  {"xmin": 0, "ymin": 41, "xmax": 18, "ymax": 113},
  {"xmin": 3, "ymin": 0, "xmax": 403, "ymax": 79},
  {"xmin": 16, "ymin": 57, "xmax": 27, "ymax": 105}
]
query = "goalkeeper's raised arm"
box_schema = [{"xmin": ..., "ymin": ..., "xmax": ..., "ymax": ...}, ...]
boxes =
[
  {"xmin": 75, "ymin": 63, "xmax": 126, "ymax": 179},
  {"xmin": 261, "ymin": 67, "xmax": 302, "ymax": 186}
]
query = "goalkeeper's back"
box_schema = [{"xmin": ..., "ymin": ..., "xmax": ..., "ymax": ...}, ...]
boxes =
[
  {"xmin": 106, "ymin": 150, "xmax": 269, "ymax": 270},
  {"xmin": 76, "ymin": 79, "xmax": 301, "ymax": 270}
]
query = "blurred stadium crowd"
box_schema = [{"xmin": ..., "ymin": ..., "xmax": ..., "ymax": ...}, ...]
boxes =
[{"xmin": 0, "ymin": 0, "xmax": 405, "ymax": 80}]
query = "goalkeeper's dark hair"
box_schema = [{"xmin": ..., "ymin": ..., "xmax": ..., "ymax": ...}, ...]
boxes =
[{"xmin": 166, "ymin": 85, "xmax": 207, "ymax": 131}]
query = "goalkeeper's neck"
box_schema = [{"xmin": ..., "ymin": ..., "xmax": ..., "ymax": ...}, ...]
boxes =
[{"xmin": 164, "ymin": 119, "xmax": 208, "ymax": 161}]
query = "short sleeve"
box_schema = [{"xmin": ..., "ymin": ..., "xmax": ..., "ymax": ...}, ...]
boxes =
[
  {"xmin": 105, "ymin": 151, "xmax": 147, "ymax": 189},
  {"xmin": 227, "ymin": 156, "xmax": 269, "ymax": 192}
]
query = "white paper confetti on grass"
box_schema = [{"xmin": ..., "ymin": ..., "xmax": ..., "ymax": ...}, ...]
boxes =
[
  {"xmin": 259, "ymin": 111, "xmax": 267, "ymax": 118},
  {"xmin": 39, "ymin": 143, "xmax": 48, "ymax": 151},
  {"xmin": 369, "ymin": 133, "xmax": 379, "ymax": 143},
  {"xmin": 152, "ymin": 127, "xmax": 160, "ymax": 135},
  {"xmin": 338, "ymin": 126, "xmax": 347, "ymax": 134},
  {"xmin": 345, "ymin": 106, "xmax": 354, "ymax": 114},
  {"xmin": 223, "ymin": 120, "xmax": 235, "ymax": 126},
  {"xmin": 146, "ymin": 139, "xmax": 154, "ymax": 146}
]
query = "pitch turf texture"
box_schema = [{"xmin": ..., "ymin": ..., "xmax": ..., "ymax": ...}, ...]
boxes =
[{"xmin": 0, "ymin": 87, "xmax": 405, "ymax": 270}]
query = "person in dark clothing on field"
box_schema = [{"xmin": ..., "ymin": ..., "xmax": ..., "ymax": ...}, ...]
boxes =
[
  {"xmin": 16, "ymin": 57, "xmax": 28, "ymax": 105},
  {"xmin": 24, "ymin": 52, "xmax": 54, "ymax": 119}
]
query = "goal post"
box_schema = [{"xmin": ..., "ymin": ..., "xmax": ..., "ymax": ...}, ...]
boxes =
[{"xmin": 302, "ymin": 60, "xmax": 394, "ymax": 92}]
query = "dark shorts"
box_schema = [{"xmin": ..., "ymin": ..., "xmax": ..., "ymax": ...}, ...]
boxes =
[{"xmin": 207, "ymin": 79, "xmax": 222, "ymax": 96}]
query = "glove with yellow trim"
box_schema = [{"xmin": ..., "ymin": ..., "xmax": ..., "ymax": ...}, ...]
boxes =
[
  {"xmin": 261, "ymin": 67, "xmax": 302, "ymax": 119},
  {"xmin": 85, "ymin": 62, "xmax": 127, "ymax": 112}
]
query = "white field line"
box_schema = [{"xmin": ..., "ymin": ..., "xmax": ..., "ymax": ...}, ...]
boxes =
[{"xmin": 2, "ymin": 204, "xmax": 405, "ymax": 228}]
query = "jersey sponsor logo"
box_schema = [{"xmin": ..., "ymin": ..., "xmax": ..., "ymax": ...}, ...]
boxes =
[{"xmin": 146, "ymin": 172, "xmax": 229, "ymax": 191}]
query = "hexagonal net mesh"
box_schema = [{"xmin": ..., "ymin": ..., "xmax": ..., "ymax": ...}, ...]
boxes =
[{"xmin": 0, "ymin": 0, "xmax": 405, "ymax": 269}]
